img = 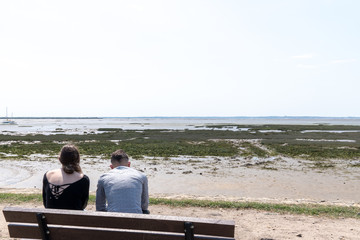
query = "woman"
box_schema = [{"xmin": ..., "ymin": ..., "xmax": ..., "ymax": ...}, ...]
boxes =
[{"xmin": 42, "ymin": 144, "xmax": 89, "ymax": 210}]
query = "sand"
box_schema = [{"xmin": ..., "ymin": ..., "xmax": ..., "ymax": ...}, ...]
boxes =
[{"xmin": 1, "ymin": 155, "xmax": 360, "ymax": 206}]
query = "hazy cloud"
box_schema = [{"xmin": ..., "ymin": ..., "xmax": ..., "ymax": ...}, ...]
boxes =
[
  {"xmin": 296, "ymin": 64, "xmax": 319, "ymax": 69},
  {"xmin": 331, "ymin": 59, "xmax": 357, "ymax": 64},
  {"xmin": 291, "ymin": 54, "xmax": 314, "ymax": 59}
]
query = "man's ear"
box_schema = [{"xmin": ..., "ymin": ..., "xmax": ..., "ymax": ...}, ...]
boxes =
[
  {"xmin": 128, "ymin": 161, "xmax": 131, "ymax": 167},
  {"xmin": 110, "ymin": 164, "xmax": 114, "ymax": 169}
]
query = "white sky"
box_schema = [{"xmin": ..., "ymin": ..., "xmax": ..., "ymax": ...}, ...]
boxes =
[{"xmin": 0, "ymin": 0, "xmax": 359, "ymax": 117}]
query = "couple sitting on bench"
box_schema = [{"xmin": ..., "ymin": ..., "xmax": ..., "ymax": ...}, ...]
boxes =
[
  {"xmin": 42, "ymin": 145, "xmax": 149, "ymax": 214},
  {"xmin": 4, "ymin": 144, "xmax": 235, "ymax": 239}
]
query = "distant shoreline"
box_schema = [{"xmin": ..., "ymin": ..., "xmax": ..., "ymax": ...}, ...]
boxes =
[
  {"xmin": 0, "ymin": 117, "xmax": 102, "ymax": 119},
  {"xmin": 1, "ymin": 116, "xmax": 360, "ymax": 119}
]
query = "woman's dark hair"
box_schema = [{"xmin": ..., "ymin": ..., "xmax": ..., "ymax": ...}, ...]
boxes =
[{"xmin": 59, "ymin": 145, "xmax": 82, "ymax": 174}]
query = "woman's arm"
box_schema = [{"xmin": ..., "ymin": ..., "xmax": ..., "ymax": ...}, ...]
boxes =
[
  {"xmin": 81, "ymin": 176, "xmax": 90, "ymax": 210},
  {"xmin": 42, "ymin": 173, "xmax": 47, "ymax": 208}
]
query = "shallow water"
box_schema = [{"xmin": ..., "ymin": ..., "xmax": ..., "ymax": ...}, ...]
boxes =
[{"xmin": 1, "ymin": 117, "xmax": 360, "ymax": 135}]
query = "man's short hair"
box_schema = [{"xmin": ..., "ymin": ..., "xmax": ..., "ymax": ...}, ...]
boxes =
[{"xmin": 111, "ymin": 149, "xmax": 129, "ymax": 164}]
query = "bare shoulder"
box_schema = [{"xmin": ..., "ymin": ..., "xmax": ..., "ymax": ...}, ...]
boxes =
[
  {"xmin": 46, "ymin": 169, "xmax": 61, "ymax": 178},
  {"xmin": 46, "ymin": 169, "xmax": 85, "ymax": 185},
  {"xmin": 74, "ymin": 171, "xmax": 84, "ymax": 179},
  {"xmin": 45, "ymin": 169, "xmax": 63, "ymax": 184},
  {"xmin": 65, "ymin": 171, "xmax": 84, "ymax": 184}
]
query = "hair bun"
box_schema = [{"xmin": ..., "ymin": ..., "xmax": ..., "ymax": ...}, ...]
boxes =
[{"xmin": 63, "ymin": 164, "xmax": 75, "ymax": 174}]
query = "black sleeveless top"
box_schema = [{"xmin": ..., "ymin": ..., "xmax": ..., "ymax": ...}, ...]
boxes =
[{"xmin": 42, "ymin": 173, "xmax": 90, "ymax": 210}]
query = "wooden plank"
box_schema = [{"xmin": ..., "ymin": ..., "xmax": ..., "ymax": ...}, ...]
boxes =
[
  {"xmin": 3, "ymin": 207, "xmax": 235, "ymax": 238},
  {"xmin": 8, "ymin": 223, "xmax": 41, "ymax": 239},
  {"xmin": 8, "ymin": 224, "xmax": 235, "ymax": 240}
]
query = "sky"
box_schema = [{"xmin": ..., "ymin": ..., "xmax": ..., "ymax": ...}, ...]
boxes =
[{"xmin": 0, "ymin": 0, "xmax": 359, "ymax": 117}]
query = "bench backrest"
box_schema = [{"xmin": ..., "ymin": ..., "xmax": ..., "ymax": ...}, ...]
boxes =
[{"xmin": 3, "ymin": 207, "xmax": 235, "ymax": 240}]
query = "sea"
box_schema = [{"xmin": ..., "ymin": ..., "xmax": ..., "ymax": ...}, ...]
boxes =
[{"xmin": 1, "ymin": 117, "xmax": 360, "ymax": 135}]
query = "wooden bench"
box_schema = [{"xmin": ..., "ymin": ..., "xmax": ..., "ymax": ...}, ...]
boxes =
[{"xmin": 3, "ymin": 207, "xmax": 235, "ymax": 240}]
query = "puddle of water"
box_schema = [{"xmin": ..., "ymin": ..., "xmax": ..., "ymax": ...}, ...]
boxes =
[{"xmin": 296, "ymin": 138, "xmax": 356, "ymax": 143}]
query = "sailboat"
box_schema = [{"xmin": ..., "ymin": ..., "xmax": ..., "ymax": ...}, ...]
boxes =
[{"xmin": 2, "ymin": 107, "xmax": 17, "ymax": 125}]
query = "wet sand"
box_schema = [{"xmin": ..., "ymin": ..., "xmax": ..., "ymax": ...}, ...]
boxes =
[{"xmin": 1, "ymin": 155, "xmax": 359, "ymax": 206}]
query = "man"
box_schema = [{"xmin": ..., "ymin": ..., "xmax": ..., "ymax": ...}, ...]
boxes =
[{"xmin": 96, "ymin": 149, "xmax": 149, "ymax": 213}]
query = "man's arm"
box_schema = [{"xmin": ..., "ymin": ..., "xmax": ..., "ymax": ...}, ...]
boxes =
[
  {"xmin": 96, "ymin": 178, "xmax": 107, "ymax": 211},
  {"xmin": 141, "ymin": 176, "xmax": 149, "ymax": 213}
]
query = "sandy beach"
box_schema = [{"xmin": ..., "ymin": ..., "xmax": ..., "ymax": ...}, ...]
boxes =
[{"xmin": 1, "ymin": 154, "xmax": 360, "ymax": 206}]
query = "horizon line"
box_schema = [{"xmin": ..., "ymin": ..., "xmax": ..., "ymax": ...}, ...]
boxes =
[{"xmin": 1, "ymin": 116, "xmax": 360, "ymax": 119}]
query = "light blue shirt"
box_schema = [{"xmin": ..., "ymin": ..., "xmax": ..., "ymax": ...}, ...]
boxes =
[{"xmin": 96, "ymin": 166, "xmax": 149, "ymax": 213}]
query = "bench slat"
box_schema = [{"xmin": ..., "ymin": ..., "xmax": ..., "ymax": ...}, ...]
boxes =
[
  {"xmin": 3, "ymin": 207, "xmax": 235, "ymax": 238},
  {"xmin": 8, "ymin": 224, "xmax": 235, "ymax": 240}
]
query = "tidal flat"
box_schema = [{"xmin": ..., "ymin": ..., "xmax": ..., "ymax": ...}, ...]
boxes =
[{"xmin": 0, "ymin": 124, "xmax": 360, "ymax": 206}]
